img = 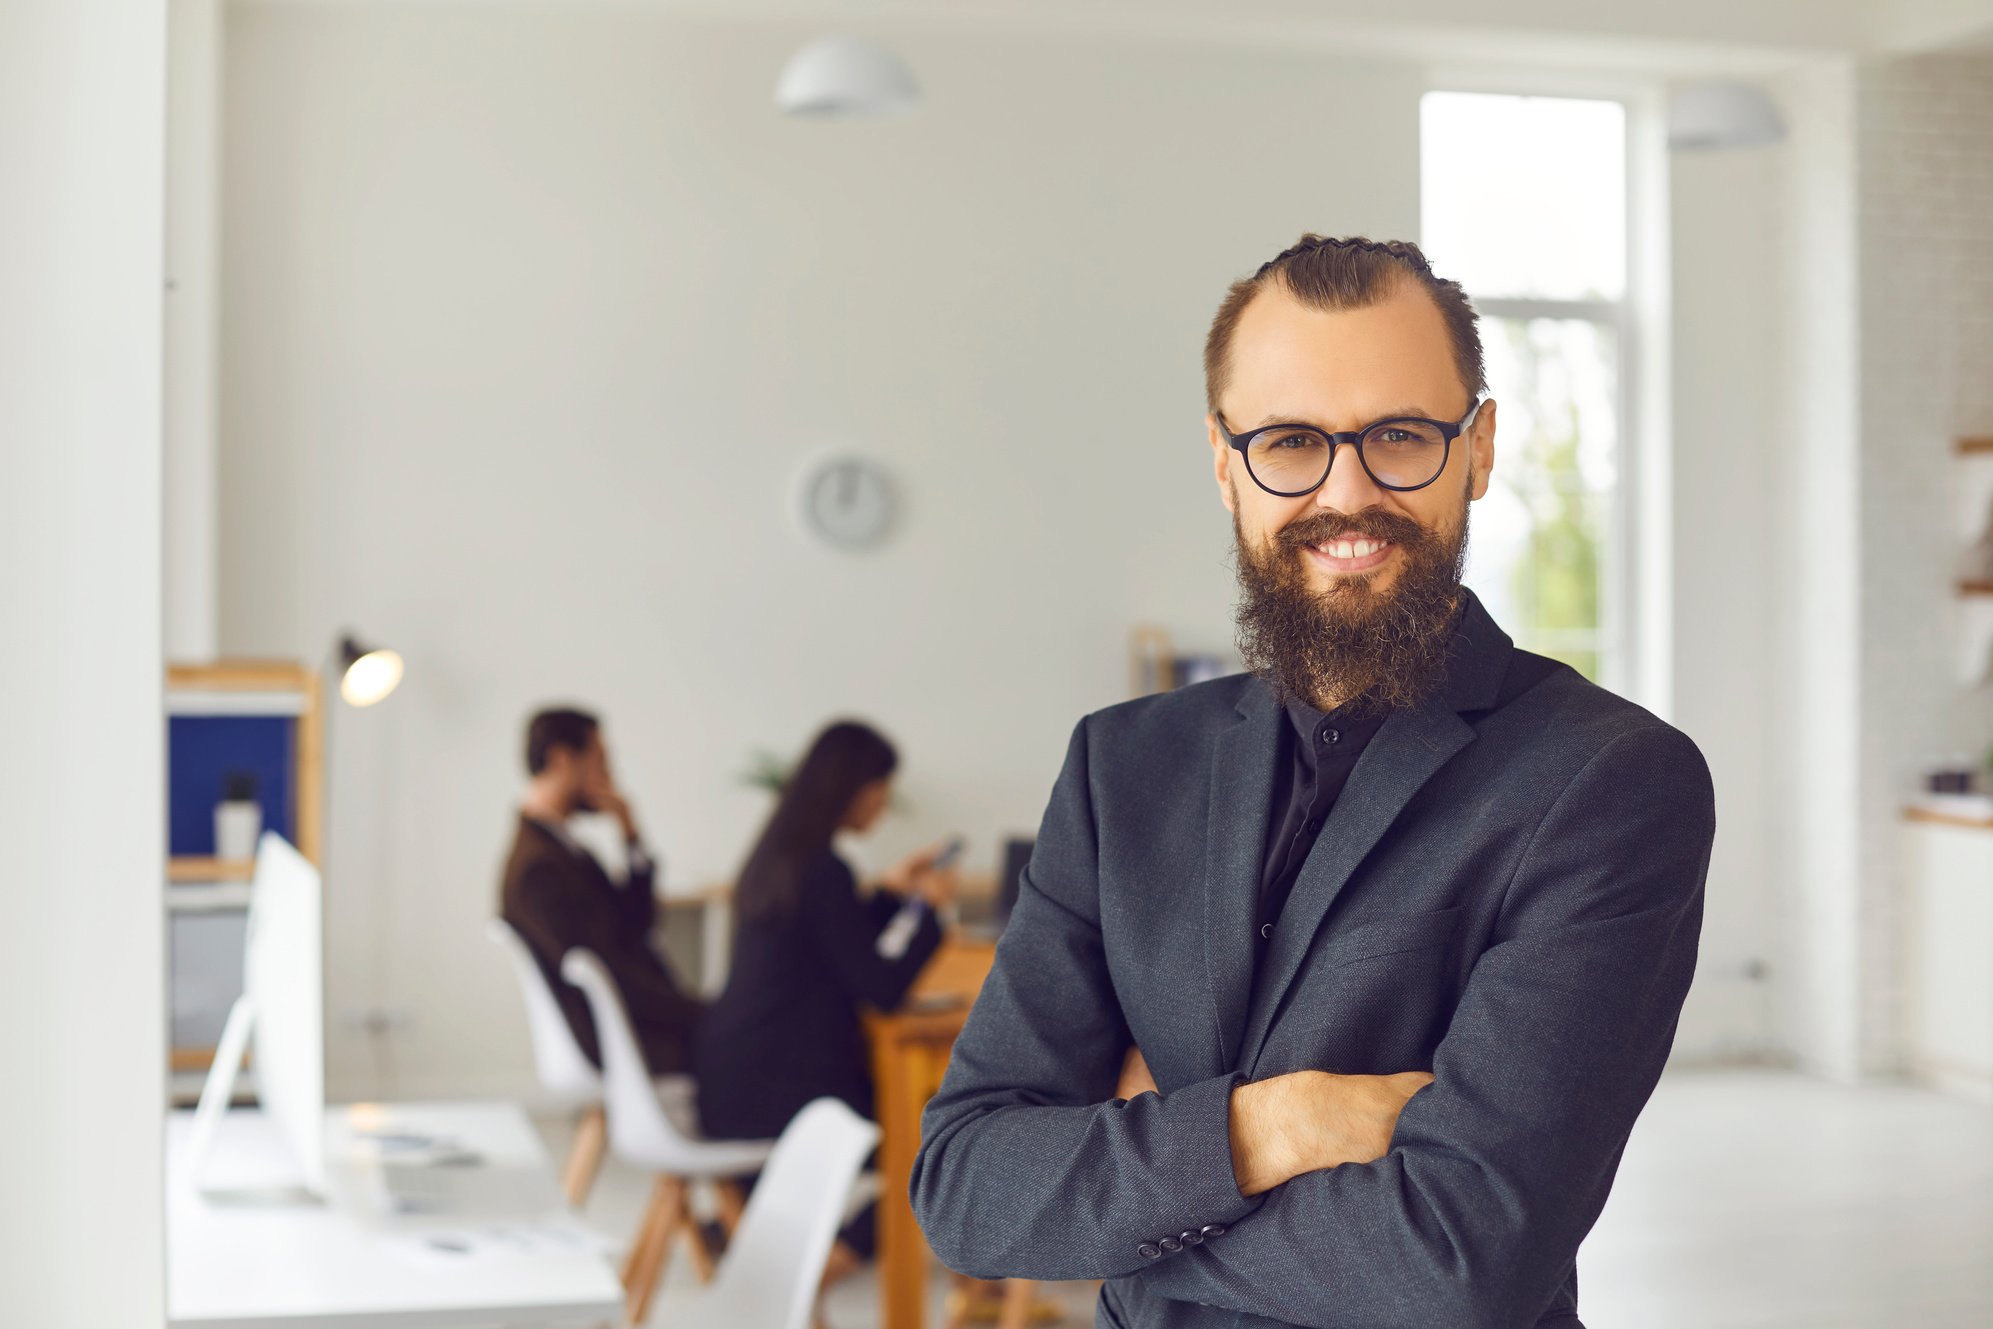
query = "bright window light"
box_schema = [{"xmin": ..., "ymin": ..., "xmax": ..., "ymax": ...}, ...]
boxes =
[
  {"xmin": 1422, "ymin": 91, "xmax": 1630, "ymax": 685},
  {"xmin": 1421, "ymin": 92, "xmax": 1626, "ymax": 302}
]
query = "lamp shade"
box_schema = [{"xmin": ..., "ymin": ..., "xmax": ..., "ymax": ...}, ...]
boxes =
[
  {"xmin": 1668, "ymin": 80, "xmax": 1786, "ymax": 151},
  {"xmin": 775, "ymin": 35, "xmax": 920, "ymax": 119},
  {"xmin": 337, "ymin": 635, "xmax": 403, "ymax": 707}
]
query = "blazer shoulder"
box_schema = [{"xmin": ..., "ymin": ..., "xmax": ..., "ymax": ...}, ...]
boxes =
[
  {"xmin": 1501, "ymin": 649, "xmax": 1710, "ymax": 784},
  {"xmin": 1080, "ymin": 670, "xmax": 1258, "ymax": 748}
]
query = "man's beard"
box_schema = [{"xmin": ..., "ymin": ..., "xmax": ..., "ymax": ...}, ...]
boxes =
[{"xmin": 1231, "ymin": 484, "xmax": 1471, "ymax": 716}]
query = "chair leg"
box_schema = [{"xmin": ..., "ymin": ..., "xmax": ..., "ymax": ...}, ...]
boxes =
[
  {"xmin": 561, "ymin": 1105, "xmax": 607, "ymax": 1207},
  {"xmin": 996, "ymin": 1278, "xmax": 1038, "ymax": 1329},
  {"xmin": 679, "ymin": 1183, "xmax": 717, "ymax": 1284},
  {"xmin": 623, "ymin": 1175, "xmax": 685, "ymax": 1327},
  {"xmin": 715, "ymin": 1178, "xmax": 747, "ymax": 1238}
]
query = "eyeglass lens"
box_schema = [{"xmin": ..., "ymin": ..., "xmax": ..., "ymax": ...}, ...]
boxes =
[{"xmin": 1244, "ymin": 420, "xmax": 1449, "ymax": 493}]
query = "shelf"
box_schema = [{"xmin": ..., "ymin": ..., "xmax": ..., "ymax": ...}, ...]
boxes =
[
  {"xmin": 169, "ymin": 855, "xmax": 255, "ymax": 883},
  {"xmin": 168, "ymin": 882, "xmax": 254, "ymax": 912},
  {"xmin": 1957, "ymin": 437, "xmax": 1993, "ymax": 456},
  {"xmin": 170, "ymin": 1045, "xmax": 218, "ymax": 1073},
  {"xmin": 1961, "ymin": 580, "xmax": 1993, "ymax": 597},
  {"xmin": 1906, "ymin": 804, "xmax": 1993, "ymax": 831},
  {"xmin": 167, "ymin": 660, "xmax": 316, "ymax": 691}
]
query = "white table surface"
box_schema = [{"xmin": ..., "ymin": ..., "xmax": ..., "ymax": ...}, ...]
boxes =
[{"xmin": 166, "ymin": 1101, "xmax": 623, "ymax": 1329}]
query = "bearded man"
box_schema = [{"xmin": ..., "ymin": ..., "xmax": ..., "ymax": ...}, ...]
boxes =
[{"xmin": 911, "ymin": 236, "xmax": 1715, "ymax": 1329}]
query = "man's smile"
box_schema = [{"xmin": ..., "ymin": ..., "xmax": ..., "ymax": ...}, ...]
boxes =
[{"xmin": 1303, "ymin": 536, "xmax": 1394, "ymax": 574}]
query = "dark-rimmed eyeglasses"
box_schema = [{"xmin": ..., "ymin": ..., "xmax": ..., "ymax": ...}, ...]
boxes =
[{"xmin": 1215, "ymin": 398, "xmax": 1487, "ymax": 496}]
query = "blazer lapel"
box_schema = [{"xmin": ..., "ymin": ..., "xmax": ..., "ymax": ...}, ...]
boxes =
[
  {"xmin": 1236, "ymin": 589, "xmax": 1514, "ymax": 1071},
  {"xmin": 1202, "ymin": 685, "xmax": 1282, "ymax": 1072}
]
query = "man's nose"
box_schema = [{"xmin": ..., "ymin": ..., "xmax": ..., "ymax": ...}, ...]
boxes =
[{"xmin": 1315, "ymin": 441, "xmax": 1385, "ymax": 513}]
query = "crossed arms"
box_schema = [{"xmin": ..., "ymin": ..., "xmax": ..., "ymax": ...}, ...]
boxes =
[{"xmin": 909, "ymin": 718, "xmax": 1714, "ymax": 1329}]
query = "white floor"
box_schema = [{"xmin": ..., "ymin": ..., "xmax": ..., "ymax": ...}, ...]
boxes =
[{"xmin": 542, "ymin": 1068, "xmax": 1993, "ymax": 1328}]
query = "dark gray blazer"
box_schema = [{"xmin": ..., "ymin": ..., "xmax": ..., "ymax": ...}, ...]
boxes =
[{"xmin": 911, "ymin": 588, "xmax": 1715, "ymax": 1329}]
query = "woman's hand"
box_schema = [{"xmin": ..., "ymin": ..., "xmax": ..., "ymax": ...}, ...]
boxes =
[{"xmin": 881, "ymin": 841, "xmax": 959, "ymax": 909}]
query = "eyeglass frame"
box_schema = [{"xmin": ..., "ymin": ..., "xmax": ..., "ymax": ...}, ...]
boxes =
[{"xmin": 1214, "ymin": 397, "xmax": 1488, "ymax": 496}]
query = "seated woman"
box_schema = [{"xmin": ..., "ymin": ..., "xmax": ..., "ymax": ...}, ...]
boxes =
[{"xmin": 696, "ymin": 719, "xmax": 956, "ymax": 1280}]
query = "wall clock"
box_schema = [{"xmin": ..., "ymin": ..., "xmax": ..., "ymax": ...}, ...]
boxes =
[{"xmin": 799, "ymin": 454, "xmax": 898, "ymax": 551}]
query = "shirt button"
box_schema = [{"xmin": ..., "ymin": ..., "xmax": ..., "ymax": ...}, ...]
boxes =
[
  {"xmin": 1180, "ymin": 1229, "xmax": 1204, "ymax": 1246},
  {"xmin": 1200, "ymin": 1223, "xmax": 1228, "ymax": 1239},
  {"xmin": 1319, "ymin": 726, "xmax": 1341, "ymax": 745},
  {"xmin": 1158, "ymin": 1236, "xmax": 1183, "ymax": 1253},
  {"xmin": 1259, "ymin": 922, "xmax": 1274, "ymax": 939},
  {"xmin": 1137, "ymin": 1242, "xmax": 1163, "ymax": 1260}
]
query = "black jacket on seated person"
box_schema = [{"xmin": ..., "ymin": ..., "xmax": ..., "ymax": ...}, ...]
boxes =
[
  {"xmin": 696, "ymin": 847, "xmax": 942, "ymax": 1142},
  {"xmin": 499, "ymin": 815, "xmax": 704, "ymax": 1075}
]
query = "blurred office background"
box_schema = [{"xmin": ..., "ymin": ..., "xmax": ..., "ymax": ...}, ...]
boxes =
[{"xmin": 7, "ymin": 1, "xmax": 1993, "ymax": 1326}]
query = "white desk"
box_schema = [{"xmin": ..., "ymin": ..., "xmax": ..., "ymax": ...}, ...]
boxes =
[{"xmin": 167, "ymin": 1101, "xmax": 623, "ymax": 1329}]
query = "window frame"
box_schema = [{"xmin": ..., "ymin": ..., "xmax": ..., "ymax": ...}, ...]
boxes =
[{"xmin": 1417, "ymin": 81, "xmax": 1664, "ymax": 708}]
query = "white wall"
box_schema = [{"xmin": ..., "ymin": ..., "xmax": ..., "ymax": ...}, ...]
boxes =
[
  {"xmin": 1853, "ymin": 50, "xmax": 1993, "ymax": 1075},
  {"xmin": 0, "ymin": 1, "xmax": 166, "ymax": 1322},
  {"xmin": 167, "ymin": 0, "xmax": 224, "ymax": 662},
  {"xmin": 217, "ymin": 3, "xmax": 1421, "ymax": 1098}
]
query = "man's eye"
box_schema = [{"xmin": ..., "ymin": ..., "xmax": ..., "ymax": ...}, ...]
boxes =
[{"xmin": 1373, "ymin": 428, "xmax": 1416, "ymax": 444}]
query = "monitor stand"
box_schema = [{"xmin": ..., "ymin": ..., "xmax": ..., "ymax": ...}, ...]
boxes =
[{"xmin": 179, "ymin": 995, "xmax": 323, "ymax": 1205}]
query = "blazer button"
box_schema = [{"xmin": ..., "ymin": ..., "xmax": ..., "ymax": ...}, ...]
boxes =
[
  {"xmin": 1180, "ymin": 1229, "xmax": 1204, "ymax": 1246},
  {"xmin": 1137, "ymin": 1243, "xmax": 1162, "ymax": 1260},
  {"xmin": 1158, "ymin": 1236, "xmax": 1183, "ymax": 1253},
  {"xmin": 1200, "ymin": 1223, "xmax": 1228, "ymax": 1239}
]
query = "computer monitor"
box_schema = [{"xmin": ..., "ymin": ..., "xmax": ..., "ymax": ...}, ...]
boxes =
[{"xmin": 182, "ymin": 831, "xmax": 325, "ymax": 1199}]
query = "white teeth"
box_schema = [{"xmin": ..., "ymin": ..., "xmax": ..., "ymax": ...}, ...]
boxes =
[{"xmin": 1319, "ymin": 538, "xmax": 1388, "ymax": 559}]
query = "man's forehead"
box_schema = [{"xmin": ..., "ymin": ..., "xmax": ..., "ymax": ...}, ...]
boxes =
[{"xmin": 1223, "ymin": 282, "xmax": 1462, "ymax": 427}]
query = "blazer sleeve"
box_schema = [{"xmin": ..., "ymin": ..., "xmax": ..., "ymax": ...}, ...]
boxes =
[
  {"xmin": 910, "ymin": 718, "xmax": 1263, "ymax": 1283},
  {"xmin": 799, "ymin": 854, "xmax": 943, "ymax": 1012},
  {"xmin": 514, "ymin": 856, "xmax": 701, "ymax": 1037},
  {"xmin": 1131, "ymin": 723, "xmax": 1715, "ymax": 1329}
]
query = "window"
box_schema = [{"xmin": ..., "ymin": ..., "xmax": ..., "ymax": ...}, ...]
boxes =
[{"xmin": 1421, "ymin": 91, "xmax": 1630, "ymax": 686}]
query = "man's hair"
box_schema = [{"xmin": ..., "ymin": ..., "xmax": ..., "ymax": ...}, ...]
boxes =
[
  {"xmin": 1202, "ymin": 235, "xmax": 1486, "ymax": 412},
  {"xmin": 525, "ymin": 706, "xmax": 599, "ymax": 776}
]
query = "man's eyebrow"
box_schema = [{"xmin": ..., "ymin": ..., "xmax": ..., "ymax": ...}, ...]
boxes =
[{"xmin": 1239, "ymin": 405, "xmax": 1445, "ymax": 432}]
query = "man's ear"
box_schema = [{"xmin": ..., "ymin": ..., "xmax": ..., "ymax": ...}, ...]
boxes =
[
  {"xmin": 1467, "ymin": 398, "xmax": 1496, "ymax": 502},
  {"xmin": 1208, "ymin": 415, "xmax": 1237, "ymax": 515}
]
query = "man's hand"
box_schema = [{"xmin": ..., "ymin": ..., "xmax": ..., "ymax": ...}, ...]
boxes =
[
  {"xmin": 1115, "ymin": 1046, "xmax": 1159, "ymax": 1100},
  {"xmin": 1228, "ymin": 1070, "xmax": 1433, "ymax": 1197},
  {"xmin": 579, "ymin": 764, "xmax": 637, "ymax": 842}
]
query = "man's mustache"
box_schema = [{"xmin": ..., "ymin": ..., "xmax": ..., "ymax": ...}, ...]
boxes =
[{"xmin": 1273, "ymin": 508, "xmax": 1431, "ymax": 552}]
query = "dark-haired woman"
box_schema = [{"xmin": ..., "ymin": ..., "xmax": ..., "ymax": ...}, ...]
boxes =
[{"xmin": 695, "ymin": 720, "xmax": 956, "ymax": 1278}]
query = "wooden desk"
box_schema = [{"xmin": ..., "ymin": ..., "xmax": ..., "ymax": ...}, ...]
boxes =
[{"xmin": 868, "ymin": 936, "xmax": 998, "ymax": 1329}]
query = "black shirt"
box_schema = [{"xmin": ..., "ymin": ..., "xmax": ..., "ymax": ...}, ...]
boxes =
[{"xmin": 1255, "ymin": 696, "xmax": 1391, "ymax": 949}]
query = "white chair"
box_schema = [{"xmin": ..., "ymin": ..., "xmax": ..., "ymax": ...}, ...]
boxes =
[
  {"xmin": 562, "ymin": 947, "xmax": 778, "ymax": 1325},
  {"xmin": 488, "ymin": 918, "xmax": 612, "ymax": 1205},
  {"xmin": 672, "ymin": 1097, "xmax": 879, "ymax": 1329}
]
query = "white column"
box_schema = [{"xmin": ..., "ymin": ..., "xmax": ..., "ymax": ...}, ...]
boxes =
[
  {"xmin": 0, "ymin": 1, "xmax": 167, "ymax": 1323},
  {"xmin": 1770, "ymin": 57, "xmax": 1864, "ymax": 1082}
]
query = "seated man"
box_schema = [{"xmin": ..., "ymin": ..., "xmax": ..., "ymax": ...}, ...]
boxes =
[{"xmin": 499, "ymin": 706, "xmax": 702, "ymax": 1074}]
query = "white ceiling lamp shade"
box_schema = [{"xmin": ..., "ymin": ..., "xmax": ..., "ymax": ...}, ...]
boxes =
[
  {"xmin": 1668, "ymin": 79, "xmax": 1787, "ymax": 151},
  {"xmin": 775, "ymin": 35, "xmax": 921, "ymax": 120}
]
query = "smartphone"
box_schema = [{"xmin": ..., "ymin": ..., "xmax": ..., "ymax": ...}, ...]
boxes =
[{"xmin": 930, "ymin": 836, "xmax": 966, "ymax": 871}]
